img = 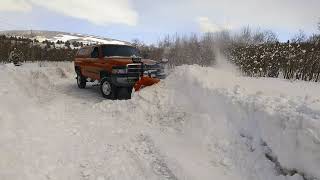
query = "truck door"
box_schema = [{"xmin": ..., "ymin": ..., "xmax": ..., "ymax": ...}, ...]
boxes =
[
  {"xmin": 86, "ymin": 46, "xmax": 102, "ymax": 80},
  {"xmin": 76, "ymin": 47, "xmax": 92, "ymax": 78}
]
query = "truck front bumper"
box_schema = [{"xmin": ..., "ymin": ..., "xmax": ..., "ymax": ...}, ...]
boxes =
[{"xmin": 110, "ymin": 75, "xmax": 139, "ymax": 87}]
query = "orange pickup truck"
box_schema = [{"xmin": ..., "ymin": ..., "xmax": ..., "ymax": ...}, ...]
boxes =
[{"xmin": 74, "ymin": 44, "xmax": 166, "ymax": 99}]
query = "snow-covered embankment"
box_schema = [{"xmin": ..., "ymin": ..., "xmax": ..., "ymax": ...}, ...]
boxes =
[{"xmin": 0, "ymin": 62, "xmax": 319, "ymax": 180}]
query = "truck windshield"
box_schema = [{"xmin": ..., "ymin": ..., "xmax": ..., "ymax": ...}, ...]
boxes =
[{"xmin": 102, "ymin": 45, "xmax": 140, "ymax": 57}]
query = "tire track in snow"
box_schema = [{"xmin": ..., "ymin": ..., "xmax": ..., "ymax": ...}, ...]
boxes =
[{"xmin": 130, "ymin": 134, "xmax": 178, "ymax": 180}]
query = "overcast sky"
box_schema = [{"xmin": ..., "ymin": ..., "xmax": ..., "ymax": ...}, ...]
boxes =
[{"xmin": 0, "ymin": 0, "xmax": 319, "ymax": 44}]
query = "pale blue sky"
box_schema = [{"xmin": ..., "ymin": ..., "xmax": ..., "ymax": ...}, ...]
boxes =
[{"xmin": 0, "ymin": 0, "xmax": 319, "ymax": 44}]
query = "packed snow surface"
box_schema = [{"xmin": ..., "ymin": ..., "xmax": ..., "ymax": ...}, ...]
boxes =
[{"xmin": 0, "ymin": 62, "xmax": 319, "ymax": 180}]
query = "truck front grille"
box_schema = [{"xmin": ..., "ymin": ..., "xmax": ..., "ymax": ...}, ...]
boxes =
[
  {"xmin": 127, "ymin": 63, "xmax": 142, "ymax": 76},
  {"xmin": 127, "ymin": 63, "xmax": 166, "ymax": 79}
]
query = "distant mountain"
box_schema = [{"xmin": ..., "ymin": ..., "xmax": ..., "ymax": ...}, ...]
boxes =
[{"xmin": 0, "ymin": 30, "xmax": 130, "ymax": 45}]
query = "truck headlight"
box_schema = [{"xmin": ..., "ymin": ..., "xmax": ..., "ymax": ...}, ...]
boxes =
[{"xmin": 112, "ymin": 67, "xmax": 127, "ymax": 74}]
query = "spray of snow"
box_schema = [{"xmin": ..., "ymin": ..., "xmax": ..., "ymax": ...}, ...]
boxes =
[{"xmin": 213, "ymin": 48, "xmax": 240, "ymax": 75}]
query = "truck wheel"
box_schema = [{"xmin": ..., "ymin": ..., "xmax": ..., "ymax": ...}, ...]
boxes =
[
  {"xmin": 117, "ymin": 87, "xmax": 132, "ymax": 100},
  {"xmin": 100, "ymin": 78, "xmax": 116, "ymax": 99},
  {"xmin": 77, "ymin": 73, "xmax": 86, "ymax": 89}
]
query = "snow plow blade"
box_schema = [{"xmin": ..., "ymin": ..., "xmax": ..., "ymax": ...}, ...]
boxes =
[{"xmin": 134, "ymin": 76, "xmax": 160, "ymax": 91}]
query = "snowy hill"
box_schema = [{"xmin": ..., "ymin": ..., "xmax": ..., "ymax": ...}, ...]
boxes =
[
  {"xmin": 0, "ymin": 30, "xmax": 129, "ymax": 45},
  {"xmin": 0, "ymin": 62, "xmax": 319, "ymax": 180}
]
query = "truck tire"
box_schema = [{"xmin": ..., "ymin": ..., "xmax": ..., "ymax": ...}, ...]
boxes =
[
  {"xmin": 117, "ymin": 87, "xmax": 132, "ymax": 100},
  {"xmin": 100, "ymin": 78, "xmax": 117, "ymax": 99},
  {"xmin": 76, "ymin": 73, "xmax": 86, "ymax": 89}
]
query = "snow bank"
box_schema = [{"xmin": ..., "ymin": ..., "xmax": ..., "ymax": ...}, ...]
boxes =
[
  {"xmin": 159, "ymin": 65, "xmax": 320, "ymax": 179},
  {"xmin": 0, "ymin": 62, "xmax": 319, "ymax": 180}
]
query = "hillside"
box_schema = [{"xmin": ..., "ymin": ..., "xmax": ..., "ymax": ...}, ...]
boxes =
[{"xmin": 0, "ymin": 30, "xmax": 129, "ymax": 45}]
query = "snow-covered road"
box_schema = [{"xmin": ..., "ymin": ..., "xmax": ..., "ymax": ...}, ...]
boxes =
[{"xmin": 0, "ymin": 62, "xmax": 319, "ymax": 180}]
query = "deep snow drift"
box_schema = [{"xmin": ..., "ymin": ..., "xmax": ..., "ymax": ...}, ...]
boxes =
[{"xmin": 0, "ymin": 62, "xmax": 319, "ymax": 180}]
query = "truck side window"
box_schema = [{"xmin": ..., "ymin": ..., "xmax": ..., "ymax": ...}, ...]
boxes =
[
  {"xmin": 77, "ymin": 48, "xmax": 88, "ymax": 56},
  {"xmin": 91, "ymin": 47, "xmax": 99, "ymax": 58}
]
